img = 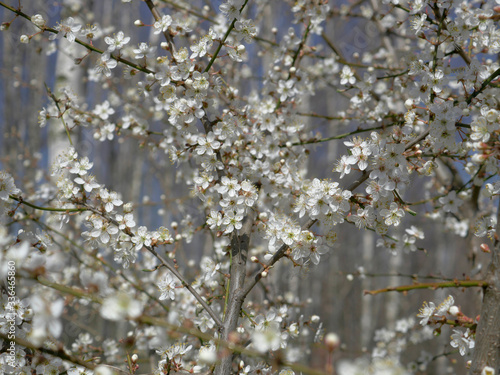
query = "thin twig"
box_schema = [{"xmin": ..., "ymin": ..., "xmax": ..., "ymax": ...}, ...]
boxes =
[
  {"xmin": 146, "ymin": 246, "xmax": 223, "ymax": 328},
  {"xmin": 9, "ymin": 194, "xmax": 87, "ymax": 213},
  {"xmin": 144, "ymin": 0, "xmax": 176, "ymax": 56},
  {"xmin": 365, "ymin": 279, "xmax": 487, "ymax": 295},
  {"xmin": 204, "ymin": 0, "xmax": 249, "ymax": 73},
  {"xmin": 0, "ymin": 2, "xmax": 155, "ymax": 75}
]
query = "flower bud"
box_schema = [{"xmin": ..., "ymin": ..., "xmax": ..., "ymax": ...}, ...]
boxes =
[
  {"xmin": 31, "ymin": 14, "xmax": 45, "ymax": 27},
  {"xmin": 480, "ymin": 243, "xmax": 491, "ymax": 253},
  {"xmin": 123, "ymin": 202, "xmax": 134, "ymax": 213},
  {"xmin": 471, "ymin": 153, "xmax": 487, "ymax": 164},
  {"xmin": 325, "ymin": 332, "xmax": 340, "ymax": 351},
  {"xmin": 449, "ymin": 306, "xmax": 460, "ymax": 316}
]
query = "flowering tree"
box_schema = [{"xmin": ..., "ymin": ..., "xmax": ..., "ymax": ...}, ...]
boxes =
[{"xmin": 1, "ymin": 0, "xmax": 500, "ymax": 374}]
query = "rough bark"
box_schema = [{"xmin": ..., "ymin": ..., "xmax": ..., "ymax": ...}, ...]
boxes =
[
  {"xmin": 470, "ymin": 202, "xmax": 500, "ymax": 374},
  {"xmin": 215, "ymin": 212, "xmax": 254, "ymax": 375}
]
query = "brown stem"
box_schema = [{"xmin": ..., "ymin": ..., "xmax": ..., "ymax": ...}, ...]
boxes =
[
  {"xmin": 144, "ymin": 0, "xmax": 176, "ymax": 55},
  {"xmin": 364, "ymin": 279, "xmax": 487, "ymax": 295}
]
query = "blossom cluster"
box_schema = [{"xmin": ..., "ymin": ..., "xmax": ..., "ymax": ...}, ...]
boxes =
[
  {"xmin": 4, "ymin": 0, "xmax": 500, "ymax": 374},
  {"xmin": 417, "ymin": 295, "xmax": 476, "ymax": 357}
]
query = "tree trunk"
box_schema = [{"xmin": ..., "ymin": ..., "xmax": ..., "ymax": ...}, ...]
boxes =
[
  {"xmin": 215, "ymin": 213, "xmax": 254, "ymax": 375},
  {"xmin": 470, "ymin": 203, "xmax": 500, "ymax": 374}
]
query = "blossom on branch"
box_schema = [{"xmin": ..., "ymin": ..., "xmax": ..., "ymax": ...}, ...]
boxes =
[{"xmin": 49, "ymin": 17, "xmax": 82, "ymax": 43}]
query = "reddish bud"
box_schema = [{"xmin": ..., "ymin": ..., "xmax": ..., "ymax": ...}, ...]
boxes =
[{"xmin": 480, "ymin": 243, "xmax": 491, "ymax": 253}]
